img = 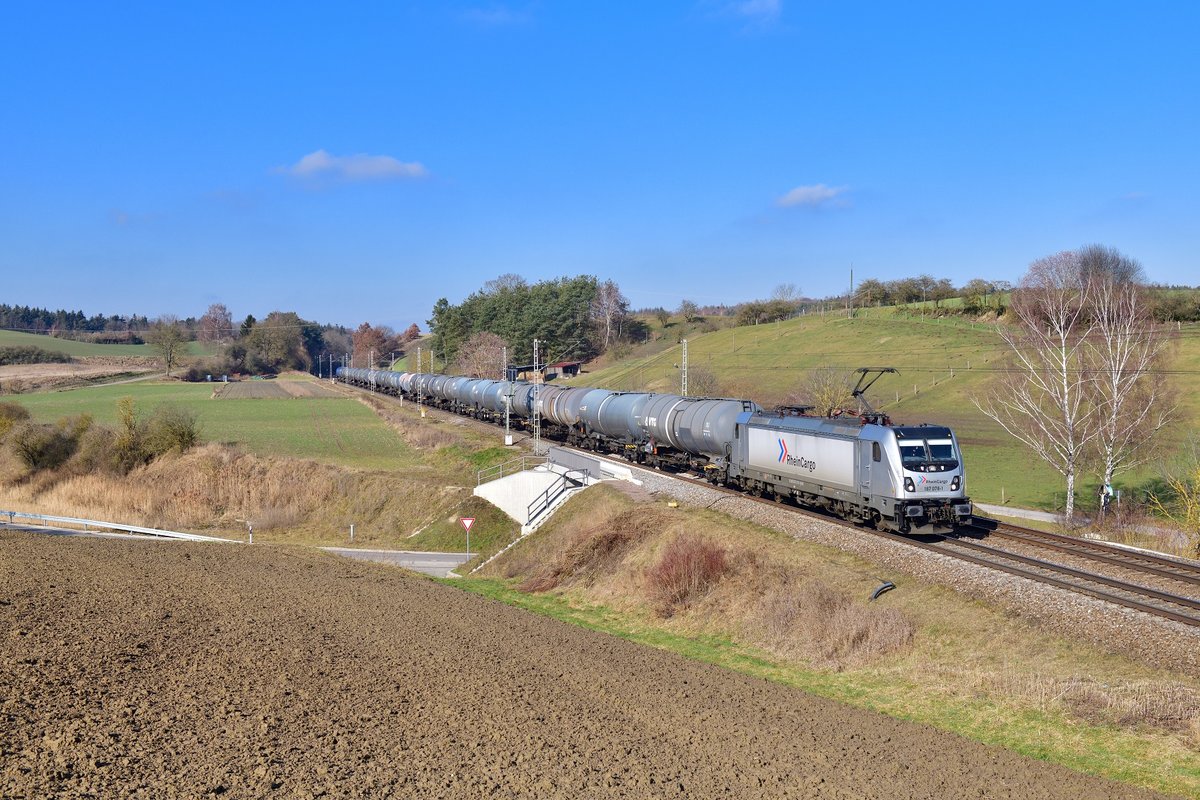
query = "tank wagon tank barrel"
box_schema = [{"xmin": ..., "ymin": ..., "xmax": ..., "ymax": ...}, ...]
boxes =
[{"xmin": 334, "ymin": 364, "xmax": 971, "ymax": 534}]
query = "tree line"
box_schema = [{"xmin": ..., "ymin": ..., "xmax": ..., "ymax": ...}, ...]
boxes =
[
  {"xmin": 0, "ymin": 304, "xmax": 151, "ymax": 342},
  {"xmin": 427, "ymin": 274, "xmax": 640, "ymax": 376}
]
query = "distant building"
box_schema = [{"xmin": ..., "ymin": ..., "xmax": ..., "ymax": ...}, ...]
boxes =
[
  {"xmin": 546, "ymin": 360, "xmax": 582, "ymax": 379},
  {"xmin": 508, "ymin": 360, "xmax": 583, "ymax": 382}
]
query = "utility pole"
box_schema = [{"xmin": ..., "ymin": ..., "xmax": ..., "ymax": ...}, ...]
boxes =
[
  {"xmin": 848, "ymin": 265, "xmax": 854, "ymax": 318},
  {"xmin": 681, "ymin": 338, "xmax": 688, "ymax": 397},
  {"xmin": 417, "ymin": 346, "xmax": 423, "ymax": 406},
  {"xmin": 532, "ymin": 338, "xmax": 543, "ymax": 455},
  {"xmin": 503, "ymin": 345, "xmax": 512, "ymax": 446}
]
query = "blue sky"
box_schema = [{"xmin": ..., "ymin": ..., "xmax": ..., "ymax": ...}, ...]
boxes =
[{"xmin": 2, "ymin": 1, "xmax": 1196, "ymax": 331}]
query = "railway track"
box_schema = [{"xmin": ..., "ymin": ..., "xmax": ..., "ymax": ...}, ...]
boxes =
[
  {"xmin": 345, "ymin": 381, "xmax": 1200, "ymax": 629},
  {"xmin": 964, "ymin": 516, "xmax": 1200, "ymax": 585}
]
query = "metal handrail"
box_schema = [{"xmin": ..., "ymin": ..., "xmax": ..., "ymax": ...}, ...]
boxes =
[
  {"xmin": 526, "ymin": 469, "xmax": 587, "ymax": 522},
  {"xmin": 1, "ymin": 510, "xmax": 239, "ymax": 543},
  {"xmin": 476, "ymin": 455, "xmax": 548, "ymax": 486}
]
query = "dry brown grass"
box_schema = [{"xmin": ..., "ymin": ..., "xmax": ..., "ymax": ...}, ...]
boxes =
[
  {"xmin": 748, "ymin": 573, "xmax": 916, "ymax": 670},
  {"xmin": 645, "ymin": 532, "xmax": 729, "ymax": 616},
  {"xmin": 927, "ymin": 663, "xmax": 1200, "ymax": 744},
  {"xmin": 490, "ymin": 486, "xmax": 918, "ymax": 670},
  {"xmin": 515, "ymin": 507, "xmax": 668, "ymax": 592},
  {"xmin": 355, "ymin": 395, "xmax": 459, "ymax": 450},
  {"xmin": 0, "ymin": 442, "xmax": 457, "ymax": 543}
]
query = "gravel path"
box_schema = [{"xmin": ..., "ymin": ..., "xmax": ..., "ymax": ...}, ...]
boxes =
[{"xmin": 1, "ymin": 532, "xmax": 1177, "ymax": 799}]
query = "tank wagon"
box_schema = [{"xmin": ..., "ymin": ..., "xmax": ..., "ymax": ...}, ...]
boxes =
[{"xmin": 335, "ymin": 367, "xmax": 970, "ymax": 533}]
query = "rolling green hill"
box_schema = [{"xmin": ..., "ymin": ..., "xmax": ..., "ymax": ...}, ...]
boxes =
[
  {"xmin": 571, "ymin": 310, "xmax": 1200, "ymax": 513},
  {"xmin": 0, "ymin": 329, "xmax": 215, "ymax": 358}
]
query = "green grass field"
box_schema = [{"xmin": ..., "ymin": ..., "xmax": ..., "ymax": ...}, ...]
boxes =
[
  {"xmin": 576, "ymin": 311, "xmax": 1200, "ymax": 512},
  {"xmin": 0, "ymin": 329, "xmax": 215, "ymax": 358},
  {"xmin": 9, "ymin": 380, "xmax": 409, "ymax": 470}
]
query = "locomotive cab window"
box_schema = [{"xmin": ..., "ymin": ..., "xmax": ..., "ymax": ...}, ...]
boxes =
[
  {"xmin": 927, "ymin": 439, "xmax": 956, "ymax": 462},
  {"xmin": 898, "ymin": 441, "xmax": 926, "ymax": 466},
  {"xmin": 872, "ymin": 442, "xmax": 881, "ymax": 462}
]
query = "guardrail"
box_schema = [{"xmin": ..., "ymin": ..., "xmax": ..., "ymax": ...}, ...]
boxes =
[
  {"xmin": 476, "ymin": 455, "xmax": 548, "ymax": 486},
  {"xmin": 0, "ymin": 510, "xmax": 240, "ymax": 543},
  {"xmin": 526, "ymin": 469, "xmax": 587, "ymax": 524}
]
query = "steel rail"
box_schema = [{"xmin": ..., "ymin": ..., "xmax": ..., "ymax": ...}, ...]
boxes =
[
  {"xmin": 966, "ymin": 518, "xmax": 1200, "ymax": 584},
  {"xmin": 860, "ymin": 528, "xmax": 1200, "ymax": 628},
  {"xmin": 938, "ymin": 536, "xmax": 1200, "ymax": 612}
]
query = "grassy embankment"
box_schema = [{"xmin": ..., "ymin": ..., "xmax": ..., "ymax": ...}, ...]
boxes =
[{"xmin": 450, "ymin": 482, "xmax": 1200, "ymax": 798}]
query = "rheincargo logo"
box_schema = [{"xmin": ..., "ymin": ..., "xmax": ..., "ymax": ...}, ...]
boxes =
[{"xmin": 778, "ymin": 438, "xmax": 816, "ymax": 472}]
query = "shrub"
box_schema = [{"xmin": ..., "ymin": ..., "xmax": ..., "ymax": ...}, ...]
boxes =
[
  {"xmin": 0, "ymin": 401, "xmax": 31, "ymax": 439},
  {"xmin": 10, "ymin": 419, "xmax": 85, "ymax": 471},
  {"xmin": 645, "ymin": 532, "xmax": 728, "ymax": 615},
  {"xmin": 71, "ymin": 424, "xmax": 120, "ymax": 475},
  {"xmin": 0, "ymin": 346, "xmax": 72, "ymax": 366},
  {"xmin": 145, "ymin": 404, "xmax": 200, "ymax": 456}
]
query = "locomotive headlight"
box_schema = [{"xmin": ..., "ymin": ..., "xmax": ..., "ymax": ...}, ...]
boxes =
[
  {"xmin": 951, "ymin": 476, "xmax": 960, "ymax": 491},
  {"xmin": 904, "ymin": 477, "xmax": 915, "ymax": 492}
]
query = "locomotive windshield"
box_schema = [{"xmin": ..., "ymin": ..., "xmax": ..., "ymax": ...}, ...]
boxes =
[{"xmin": 893, "ymin": 427, "xmax": 959, "ymax": 471}]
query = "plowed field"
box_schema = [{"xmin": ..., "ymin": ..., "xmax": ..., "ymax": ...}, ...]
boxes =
[{"xmin": 0, "ymin": 533, "xmax": 1174, "ymax": 799}]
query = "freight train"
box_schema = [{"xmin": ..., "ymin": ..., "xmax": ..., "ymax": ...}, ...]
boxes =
[{"xmin": 336, "ymin": 366, "xmax": 972, "ymax": 533}]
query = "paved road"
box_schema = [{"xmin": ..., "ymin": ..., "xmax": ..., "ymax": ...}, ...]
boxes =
[{"xmin": 320, "ymin": 547, "xmax": 471, "ymax": 577}]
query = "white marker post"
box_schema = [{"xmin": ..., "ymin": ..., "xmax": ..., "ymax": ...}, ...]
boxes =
[{"xmin": 459, "ymin": 517, "xmax": 475, "ymax": 558}]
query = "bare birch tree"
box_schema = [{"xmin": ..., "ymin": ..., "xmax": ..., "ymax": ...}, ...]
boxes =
[
  {"xmin": 1085, "ymin": 264, "xmax": 1177, "ymax": 487},
  {"xmin": 197, "ymin": 303, "xmax": 233, "ymax": 343},
  {"xmin": 590, "ymin": 279, "xmax": 629, "ymax": 350},
  {"xmin": 974, "ymin": 252, "xmax": 1099, "ymax": 520}
]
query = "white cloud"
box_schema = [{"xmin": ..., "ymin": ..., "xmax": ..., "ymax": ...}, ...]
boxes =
[
  {"xmin": 276, "ymin": 150, "xmax": 428, "ymax": 182},
  {"xmin": 730, "ymin": 0, "xmax": 780, "ymax": 23},
  {"xmin": 776, "ymin": 183, "xmax": 849, "ymax": 209}
]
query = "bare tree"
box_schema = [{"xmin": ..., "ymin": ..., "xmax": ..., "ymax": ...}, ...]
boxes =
[
  {"xmin": 483, "ymin": 273, "xmax": 527, "ymax": 294},
  {"xmin": 677, "ymin": 299, "xmax": 699, "ymax": 323},
  {"xmin": 351, "ymin": 323, "xmax": 395, "ymax": 368},
  {"xmin": 452, "ymin": 332, "xmax": 507, "ymax": 379},
  {"xmin": 974, "ymin": 252, "xmax": 1099, "ymax": 520},
  {"xmin": 770, "ymin": 283, "xmax": 801, "ymax": 303},
  {"xmin": 146, "ymin": 315, "xmax": 188, "ymax": 377},
  {"xmin": 790, "ymin": 368, "xmax": 854, "ymax": 417},
  {"xmin": 197, "ymin": 303, "xmax": 233, "ymax": 343},
  {"xmin": 1078, "ymin": 243, "xmax": 1147, "ymax": 285},
  {"xmin": 1085, "ymin": 260, "xmax": 1176, "ymax": 486},
  {"xmin": 687, "ymin": 366, "xmax": 721, "ymax": 397},
  {"xmin": 1149, "ymin": 437, "xmax": 1200, "ymax": 556},
  {"xmin": 590, "ymin": 279, "xmax": 629, "ymax": 350}
]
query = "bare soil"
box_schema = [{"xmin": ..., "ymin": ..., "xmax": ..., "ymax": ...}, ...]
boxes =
[
  {"xmin": 0, "ymin": 532, "xmax": 1176, "ymax": 799},
  {"xmin": 0, "ymin": 362, "xmax": 155, "ymax": 393},
  {"xmin": 214, "ymin": 380, "xmax": 344, "ymax": 399}
]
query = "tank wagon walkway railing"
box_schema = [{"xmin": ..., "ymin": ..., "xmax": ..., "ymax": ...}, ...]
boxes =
[
  {"xmin": 0, "ymin": 510, "xmax": 239, "ymax": 543},
  {"xmin": 476, "ymin": 455, "xmax": 548, "ymax": 486}
]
